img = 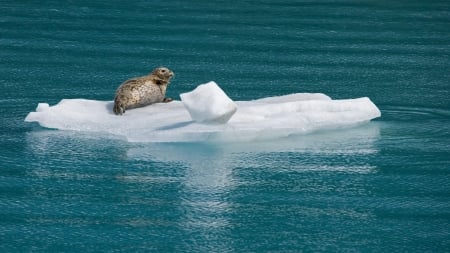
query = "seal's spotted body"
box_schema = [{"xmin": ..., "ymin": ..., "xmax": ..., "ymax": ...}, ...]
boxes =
[{"xmin": 113, "ymin": 67, "xmax": 174, "ymax": 115}]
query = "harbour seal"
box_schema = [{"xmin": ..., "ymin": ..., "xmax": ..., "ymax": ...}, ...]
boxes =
[{"xmin": 113, "ymin": 67, "xmax": 174, "ymax": 115}]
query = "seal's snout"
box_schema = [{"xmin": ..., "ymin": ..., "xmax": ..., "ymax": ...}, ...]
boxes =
[
  {"xmin": 153, "ymin": 67, "xmax": 174, "ymax": 80},
  {"xmin": 164, "ymin": 70, "xmax": 174, "ymax": 80}
]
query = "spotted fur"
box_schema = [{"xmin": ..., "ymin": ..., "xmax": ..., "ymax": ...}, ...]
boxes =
[{"xmin": 113, "ymin": 67, "xmax": 174, "ymax": 115}]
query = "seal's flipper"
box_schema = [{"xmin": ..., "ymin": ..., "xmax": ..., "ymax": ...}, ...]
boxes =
[{"xmin": 113, "ymin": 100, "xmax": 125, "ymax": 115}]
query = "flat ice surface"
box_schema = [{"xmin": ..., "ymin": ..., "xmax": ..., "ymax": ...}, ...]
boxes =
[{"xmin": 25, "ymin": 84, "xmax": 381, "ymax": 142}]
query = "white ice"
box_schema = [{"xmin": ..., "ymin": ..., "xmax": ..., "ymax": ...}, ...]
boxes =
[
  {"xmin": 180, "ymin": 82, "xmax": 237, "ymax": 124},
  {"xmin": 25, "ymin": 81, "xmax": 381, "ymax": 143}
]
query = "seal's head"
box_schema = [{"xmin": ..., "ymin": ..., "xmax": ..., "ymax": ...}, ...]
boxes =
[{"xmin": 151, "ymin": 67, "xmax": 174, "ymax": 85}]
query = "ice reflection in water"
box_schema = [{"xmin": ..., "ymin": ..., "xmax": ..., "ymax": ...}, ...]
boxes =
[
  {"xmin": 128, "ymin": 143, "xmax": 236, "ymax": 251},
  {"xmin": 25, "ymin": 123, "xmax": 379, "ymax": 251},
  {"xmin": 126, "ymin": 123, "xmax": 380, "ymax": 250}
]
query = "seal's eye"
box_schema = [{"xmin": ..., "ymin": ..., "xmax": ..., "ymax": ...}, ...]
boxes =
[{"xmin": 161, "ymin": 69, "xmax": 166, "ymax": 73}]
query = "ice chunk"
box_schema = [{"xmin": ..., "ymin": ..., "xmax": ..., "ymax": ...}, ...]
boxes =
[
  {"xmin": 180, "ymin": 81, "xmax": 237, "ymax": 124},
  {"xmin": 24, "ymin": 82, "xmax": 381, "ymax": 143}
]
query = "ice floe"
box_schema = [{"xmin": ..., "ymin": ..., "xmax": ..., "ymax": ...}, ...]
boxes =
[{"xmin": 25, "ymin": 81, "xmax": 381, "ymax": 142}]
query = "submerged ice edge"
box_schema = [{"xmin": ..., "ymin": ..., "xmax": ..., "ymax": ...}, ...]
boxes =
[{"xmin": 25, "ymin": 92, "xmax": 381, "ymax": 143}]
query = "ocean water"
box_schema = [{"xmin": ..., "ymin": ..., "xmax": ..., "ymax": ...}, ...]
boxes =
[{"xmin": 1, "ymin": 0, "xmax": 450, "ymax": 252}]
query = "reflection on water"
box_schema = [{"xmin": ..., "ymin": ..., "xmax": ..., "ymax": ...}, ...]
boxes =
[
  {"xmin": 127, "ymin": 123, "xmax": 380, "ymax": 250},
  {"xmin": 128, "ymin": 142, "xmax": 237, "ymax": 251},
  {"xmin": 24, "ymin": 123, "xmax": 380, "ymax": 251},
  {"xmin": 127, "ymin": 123, "xmax": 380, "ymax": 169}
]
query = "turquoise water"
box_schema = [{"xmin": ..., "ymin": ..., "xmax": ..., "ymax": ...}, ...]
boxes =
[{"xmin": 1, "ymin": 0, "xmax": 450, "ymax": 252}]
